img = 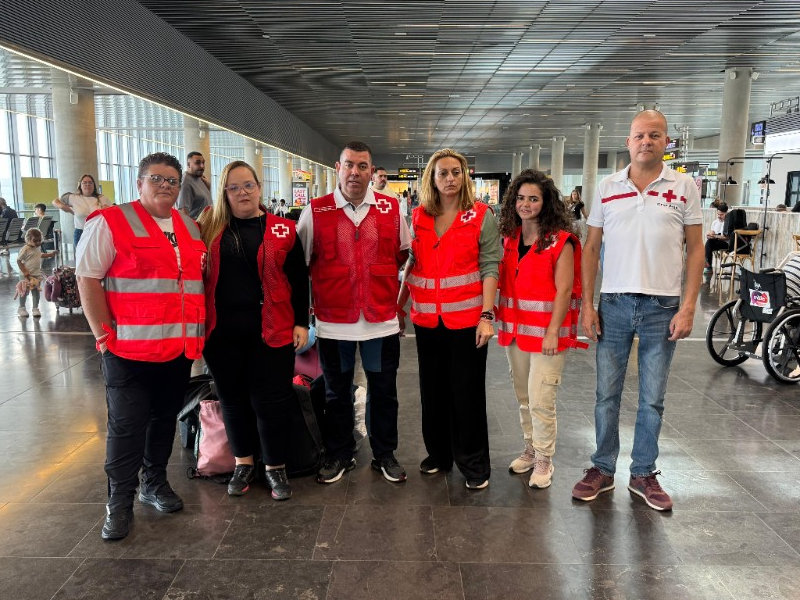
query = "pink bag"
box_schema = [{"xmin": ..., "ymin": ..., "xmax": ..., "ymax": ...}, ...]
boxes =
[{"xmin": 193, "ymin": 399, "xmax": 235, "ymax": 477}]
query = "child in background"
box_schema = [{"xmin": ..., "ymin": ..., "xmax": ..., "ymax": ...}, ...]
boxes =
[{"xmin": 16, "ymin": 227, "xmax": 57, "ymax": 317}]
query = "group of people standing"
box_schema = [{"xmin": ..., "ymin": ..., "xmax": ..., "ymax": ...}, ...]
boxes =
[{"xmin": 76, "ymin": 109, "xmax": 701, "ymax": 542}]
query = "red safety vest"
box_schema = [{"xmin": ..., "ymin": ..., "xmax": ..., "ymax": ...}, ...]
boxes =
[
  {"xmin": 406, "ymin": 202, "xmax": 488, "ymax": 329},
  {"xmin": 96, "ymin": 201, "xmax": 206, "ymax": 362},
  {"xmin": 310, "ymin": 192, "xmax": 403, "ymax": 323},
  {"xmin": 204, "ymin": 212, "xmax": 297, "ymax": 347},
  {"xmin": 496, "ymin": 228, "xmax": 587, "ymax": 352}
]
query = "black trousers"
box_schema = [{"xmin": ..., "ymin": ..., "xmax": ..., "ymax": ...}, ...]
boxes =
[
  {"xmin": 318, "ymin": 334, "xmax": 400, "ymax": 461},
  {"xmin": 705, "ymin": 238, "xmax": 728, "ymax": 265},
  {"xmin": 102, "ymin": 352, "xmax": 192, "ymax": 510},
  {"xmin": 414, "ymin": 320, "xmax": 491, "ymax": 481},
  {"xmin": 203, "ymin": 330, "xmax": 295, "ymax": 466}
]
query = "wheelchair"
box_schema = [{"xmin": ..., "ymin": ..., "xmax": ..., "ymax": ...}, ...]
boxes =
[{"xmin": 706, "ymin": 252, "xmax": 800, "ymax": 384}]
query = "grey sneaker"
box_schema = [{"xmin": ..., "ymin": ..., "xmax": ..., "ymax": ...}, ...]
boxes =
[
  {"xmin": 572, "ymin": 467, "xmax": 615, "ymax": 501},
  {"xmin": 317, "ymin": 458, "xmax": 356, "ymax": 484},
  {"xmin": 265, "ymin": 467, "xmax": 292, "ymax": 501},
  {"xmin": 528, "ymin": 454, "xmax": 554, "ymax": 489},
  {"xmin": 371, "ymin": 455, "xmax": 407, "ymax": 482},
  {"xmin": 508, "ymin": 443, "xmax": 536, "ymax": 474},
  {"xmin": 227, "ymin": 464, "xmax": 255, "ymax": 496}
]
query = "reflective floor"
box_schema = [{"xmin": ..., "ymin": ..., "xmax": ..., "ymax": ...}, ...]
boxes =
[{"xmin": 1, "ymin": 259, "xmax": 800, "ymax": 600}]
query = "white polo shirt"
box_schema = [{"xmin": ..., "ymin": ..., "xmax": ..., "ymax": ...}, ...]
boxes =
[{"xmin": 587, "ymin": 164, "xmax": 702, "ymax": 296}]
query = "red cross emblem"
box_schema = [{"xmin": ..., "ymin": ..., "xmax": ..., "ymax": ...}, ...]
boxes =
[
  {"xmin": 375, "ymin": 198, "xmax": 392, "ymax": 214},
  {"xmin": 271, "ymin": 223, "xmax": 290, "ymax": 238},
  {"xmin": 461, "ymin": 209, "xmax": 476, "ymax": 223},
  {"xmin": 662, "ymin": 189, "xmax": 677, "ymax": 202}
]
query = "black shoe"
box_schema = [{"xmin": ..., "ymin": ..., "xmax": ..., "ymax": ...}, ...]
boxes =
[
  {"xmin": 264, "ymin": 467, "xmax": 292, "ymax": 501},
  {"xmin": 465, "ymin": 478, "xmax": 489, "ymax": 490},
  {"xmin": 372, "ymin": 455, "xmax": 407, "ymax": 482},
  {"xmin": 228, "ymin": 464, "xmax": 256, "ymax": 497},
  {"xmin": 317, "ymin": 458, "xmax": 356, "ymax": 483},
  {"xmin": 419, "ymin": 456, "xmax": 440, "ymax": 474},
  {"xmin": 101, "ymin": 505, "xmax": 133, "ymax": 540},
  {"xmin": 139, "ymin": 484, "xmax": 184, "ymax": 513}
]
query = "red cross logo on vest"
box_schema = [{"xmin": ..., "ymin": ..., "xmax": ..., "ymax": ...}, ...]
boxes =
[
  {"xmin": 461, "ymin": 209, "xmax": 476, "ymax": 223},
  {"xmin": 662, "ymin": 189, "xmax": 677, "ymax": 202},
  {"xmin": 375, "ymin": 198, "xmax": 392, "ymax": 214},
  {"xmin": 271, "ymin": 223, "xmax": 290, "ymax": 238}
]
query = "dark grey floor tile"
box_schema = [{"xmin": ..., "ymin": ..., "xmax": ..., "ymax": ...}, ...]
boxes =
[
  {"xmin": 663, "ymin": 413, "xmax": 765, "ymax": 440},
  {"xmin": 164, "ymin": 559, "xmax": 332, "ymax": 600},
  {"xmin": 444, "ymin": 467, "xmax": 537, "ymax": 508},
  {"xmin": 215, "ymin": 503, "xmax": 324, "ymax": 559},
  {"xmin": 0, "ymin": 557, "xmax": 84, "ymax": 600},
  {"xmin": 677, "ymin": 439, "xmax": 800, "ymax": 472},
  {"xmin": 757, "ymin": 513, "xmax": 800, "ymax": 556},
  {"xmin": 661, "ymin": 511, "xmax": 800, "ymax": 566},
  {"xmin": 30, "ymin": 463, "xmax": 108, "ymax": 504},
  {"xmin": 727, "ymin": 471, "xmax": 800, "ymax": 513},
  {"xmin": 656, "ymin": 470, "xmax": 767, "ymax": 512},
  {"xmin": 0, "ymin": 460, "xmax": 74, "ymax": 503},
  {"xmin": 0, "ymin": 502, "xmax": 102, "ymax": 557},
  {"xmin": 52, "ymin": 558, "xmax": 183, "ymax": 600},
  {"xmin": 562, "ymin": 508, "xmax": 681, "ymax": 565},
  {"xmin": 344, "ymin": 461, "xmax": 450, "ymax": 506},
  {"xmin": 314, "ymin": 504, "xmax": 435, "ymax": 561},
  {"xmin": 570, "ymin": 564, "xmax": 732, "ymax": 600},
  {"xmin": 433, "ymin": 506, "xmax": 581, "ymax": 564},
  {"xmin": 461, "ymin": 563, "xmax": 583, "ymax": 600},
  {"xmin": 737, "ymin": 414, "xmax": 800, "ymax": 441},
  {"xmin": 712, "ymin": 565, "xmax": 800, "ymax": 600},
  {"xmin": 328, "ymin": 560, "xmax": 462, "ymax": 600},
  {"xmin": 70, "ymin": 504, "xmax": 237, "ymax": 559}
]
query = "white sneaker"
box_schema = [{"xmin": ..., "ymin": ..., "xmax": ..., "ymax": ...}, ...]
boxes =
[
  {"xmin": 32, "ymin": 308, "xmax": 41, "ymax": 318},
  {"xmin": 528, "ymin": 455, "xmax": 554, "ymax": 489},
  {"xmin": 17, "ymin": 307, "xmax": 29, "ymax": 318},
  {"xmin": 508, "ymin": 442, "xmax": 536, "ymax": 474}
]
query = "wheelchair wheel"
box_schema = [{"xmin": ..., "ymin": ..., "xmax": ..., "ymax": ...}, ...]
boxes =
[
  {"xmin": 762, "ymin": 309, "xmax": 800, "ymax": 384},
  {"xmin": 706, "ymin": 300, "xmax": 756, "ymax": 366}
]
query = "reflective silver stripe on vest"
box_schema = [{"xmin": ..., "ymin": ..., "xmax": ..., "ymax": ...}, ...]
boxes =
[
  {"xmin": 498, "ymin": 296, "xmax": 513, "ymax": 309},
  {"xmin": 441, "ymin": 296, "xmax": 483, "ymax": 313},
  {"xmin": 497, "ymin": 319, "xmax": 513, "ymax": 333},
  {"xmin": 117, "ymin": 322, "xmax": 205, "ymax": 341},
  {"xmin": 119, "ymin": 203, "xmax": 148, "ymax": 237},
  {"xmin": 412, "ymin": 301, "xmax": 437, "ymax": 313},
  {"xmin": 570, "ymin": 297, "xmax": 581, "ymax": 310},
  {"xmin": 516, "ymin": 299, "xmax": 555, "ymax": 313},
  {"xmin": 106, "ymin": 277, "xmax": 179, "ymax": 294},
  {"xmin": 178, "ymin": 211, "xmax": 202, "ymax": 240},
  {"xmin": 105, "ymin": 277, "xmax": 203, "ymax": 295},
  {"xmin": 440, "ymin": 271, "xmax": 480, "ymax": 289},
  {"xmin": 406, "ymin": 273, "xmax": 435, "ymax": 289},
  {"xmin": 514, "ymin": 324, "xmax": 572, "ymax": 338}
]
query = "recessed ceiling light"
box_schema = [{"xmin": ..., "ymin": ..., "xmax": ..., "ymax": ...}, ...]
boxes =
[{"xmin": 262, "ymin": 34, "xmax": 270, "ymax": 39}]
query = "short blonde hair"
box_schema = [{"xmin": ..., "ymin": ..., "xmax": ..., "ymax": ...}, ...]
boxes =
[{"xmin": 418, "ymin": 149, "xmax": 475, "ymax": 216}]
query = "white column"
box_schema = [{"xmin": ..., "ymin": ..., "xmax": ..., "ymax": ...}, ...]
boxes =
[
  {"xmin": 328, "ymin": 167, "xmax": 337, "ymax": 194},
  {"xmin": 278, "ymin": 151, "xmax": 293, "ymax": 202},
  {"xmin": 717, "ymin": 68, "xmax": 755, "ymax": 205},
  {"xmin": 529, "ymin": 145, "xmax": 540, "ymax": 170},
  {"xmin": 606, "ymin": 150, "xmax": 619, "ymax": 172},
  {"xmin": 551, "ymin": 136, "xmax": 566, "ymax": 190},
  {"xmin": 243, "ymin": 138, "xmax": 258, "ymax": 170},
  {"xmin": 184, "ymin": 117, "xmax": 211, "ymax": 167},
  {"xmin": 512, "ymin": 152, "xmax": 522, "ymax": 177},
  {"xmin": 581, "ymin": 123, "xmax": 602, "ymax": 211},
  {"xmin": 313, "ymin": 164, "xmax": 323, "ymax": 198},
  {"xmin": 51, "ymin": 69, "xmax": 98, "ymax": 257}
]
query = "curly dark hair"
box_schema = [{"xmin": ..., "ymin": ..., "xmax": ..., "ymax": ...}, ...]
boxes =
[
  {"xmin": 498, "ymin": 169, "xmax": 573, "ymax": 252},
  {"xmin": 137, "ymin": 152, "xmax": 183, "ymax": 181}
]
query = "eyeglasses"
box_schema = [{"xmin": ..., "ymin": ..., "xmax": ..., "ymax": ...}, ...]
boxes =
[
  {"xmin": 225, "ymin": 182, "xmax": 259, "ymax": 194},
  {"xmin": 140, "ymin": 174, "xmax": 180, "ymax": 188}
]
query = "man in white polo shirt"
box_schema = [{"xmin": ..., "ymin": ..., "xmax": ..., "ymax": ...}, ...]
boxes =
[{"xmin": 572, "ymin": 110, "xmax": 703, "ymax": 511}]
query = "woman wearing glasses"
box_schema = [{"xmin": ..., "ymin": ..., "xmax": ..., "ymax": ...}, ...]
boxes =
[
  {"xmin": 53, "ymin": 174, "xmax": 113, "ymax": 247},
  {"xmin": 198, "ymin": 161, "xmax": 309, "ymax": 501}
]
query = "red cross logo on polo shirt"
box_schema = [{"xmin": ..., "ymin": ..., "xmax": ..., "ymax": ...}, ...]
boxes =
[
  {"xmin": 271, "ymin": 223, "xmax": 290, "ymax": 238},
  {"xmin": 375, "ymin": 198, "xmax": 392, "ymax": 214},
  {"xmin": 662, "ymin": 189, "xmax": 677, "ymax": 202},
  {"xmin": 461, "ymin": 209, "xmax": 476, "ymax": 223}
]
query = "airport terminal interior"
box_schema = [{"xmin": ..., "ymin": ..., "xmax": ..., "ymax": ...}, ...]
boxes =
[{"xmin": 2, "ymin": 1, "xmax": 800, "ymax": 599}]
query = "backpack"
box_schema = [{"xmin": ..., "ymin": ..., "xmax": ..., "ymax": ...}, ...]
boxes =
[
  {"xmin": 178, "ymin": 374, "xmax": 213, "ymax": 450},
  {"xmin": 182, "ymin": 375, "xmax": 236, "ymax": 482},
  {"xmin": 286, "ymin": 383, "xmax": 325, "ymax": 477},
  {"xmin": 43, "ymin": 272, "xmax": 61, "ymax": 302}
]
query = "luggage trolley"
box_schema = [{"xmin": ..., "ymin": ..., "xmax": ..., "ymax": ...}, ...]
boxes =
[{"xmin": 705, "ymin": 252, "xmax": 800, "ymax": 384}]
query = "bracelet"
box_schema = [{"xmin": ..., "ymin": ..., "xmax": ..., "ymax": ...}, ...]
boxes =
[
  {"xmin": 95, "ymin": 333, "xmax": 110, "ymax": 352},
  {"xmin": 479, "ymin": 311, "xmax": 494, "ymax": 322}
]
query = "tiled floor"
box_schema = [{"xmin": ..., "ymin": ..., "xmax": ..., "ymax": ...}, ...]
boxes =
[{"xmin": 1, "ymin": 259, "xmax": 800, "ymax": 599}]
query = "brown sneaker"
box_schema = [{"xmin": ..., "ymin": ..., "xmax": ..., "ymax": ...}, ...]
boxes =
[
  {"xmin": 628, "ymin": 471, "xmax": 673, "ymax": 511},
  {"xmin": 528, "ymin": 454, "xmax": 554, "ymax": 489},
  {"xmin": 572, "ymin": 466, "xmax": 615, "ymax": 501},
  {"xmin": 508, "ymin": 443, "xmax": 536, "ymax": 474}
]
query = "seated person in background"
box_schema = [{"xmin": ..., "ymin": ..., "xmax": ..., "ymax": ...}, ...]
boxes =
[
  {"xmin": 704, "ymin": 202, "xmax": 729, "ymax": 273},
  {"xmin": 775, "ymin": 204, "xmax": 788, "ymax": 213}
]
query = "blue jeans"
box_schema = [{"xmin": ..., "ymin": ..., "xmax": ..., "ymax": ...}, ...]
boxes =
[
  {"xmin": 591, "ymin": 293, "xmax": 679, "ymax": 477},
  {"xmin": 73, "ymin": 227, "xmax": 83, "ymax": 248}
]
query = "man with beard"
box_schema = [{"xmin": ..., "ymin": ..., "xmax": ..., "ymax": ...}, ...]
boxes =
[{"xmin": 177, "ymin": 151, "xmax": 212, "ymax": 219}]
